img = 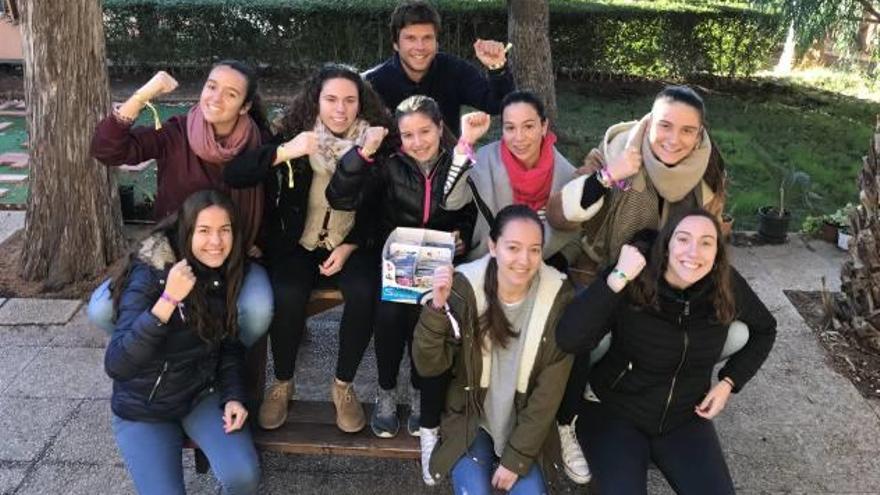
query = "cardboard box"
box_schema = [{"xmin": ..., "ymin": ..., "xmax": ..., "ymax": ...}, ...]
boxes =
[{"xmin": 381, "ymin": 227, "xmax": 455, "ymax": 304}]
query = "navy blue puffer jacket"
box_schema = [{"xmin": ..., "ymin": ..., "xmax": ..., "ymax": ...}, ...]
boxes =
[{"xmin": 104, "ymin": 233, "xmax": 248, "ymax": 422}]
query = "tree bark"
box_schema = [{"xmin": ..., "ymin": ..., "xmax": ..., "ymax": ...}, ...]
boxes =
[
  {"xmin": 507, "ymin": 0, "xmax": 557, "ymax": 124},
  {"xmin": 839, "ymin": 116, "xmax": 880, "ymax": 350},
  {"xmin": 18, "ymin": 0, "xmax": 126, "ymax": 289}
]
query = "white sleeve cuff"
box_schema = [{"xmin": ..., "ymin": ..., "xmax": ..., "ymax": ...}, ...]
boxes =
[{"xmin": 561, "ymin": 174, "xmax": 605, "ymax": 222}]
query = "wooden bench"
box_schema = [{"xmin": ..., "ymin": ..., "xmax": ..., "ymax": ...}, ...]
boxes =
[{"xmin": 190, "ymin": 288, "xmax": 420, "ymax": 473}]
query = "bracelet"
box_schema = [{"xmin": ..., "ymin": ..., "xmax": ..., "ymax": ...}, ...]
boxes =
[
  {"xmin": 160, "ymin": 291, "xmax": 182, "ymax": 307},
  {"xmin": 357, "ymin": 146, "xmax": 376, "ymax": 163},
  {"xmin": 456, "ymin": 138, "xmax": 475, "ymax": 162},
  {"xmin": 132, "ymin": 92, "xmax": 162, "ymax": 131},
  {"xmin": 722, "ymin": 376, "xmax": 735, "ymax": 389},
  {"xmin": 610, "ymin": 268, "xmax": 629, "ymax": 282}
]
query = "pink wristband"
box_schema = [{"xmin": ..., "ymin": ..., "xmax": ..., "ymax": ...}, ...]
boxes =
[
  {"xmin": 457, "ymin": 138, "xmax": 475, "ymax": 162},
  {"xmin": 160, "ymin": 292, "xmax": 181, "ymax": 306},
  {"xmin": 357, "ymin": 146, "xmax": 376, "ymax": 163}
]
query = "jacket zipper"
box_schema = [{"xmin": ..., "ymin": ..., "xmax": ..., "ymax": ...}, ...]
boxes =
[
  {"xmin": 420, "ymin": 162, "xmax": 441, "ymax": 226},
  {"xmin": 147, "ymin": 361, "xmax": 169, "ymax": 404},
  {"xmin": 659, "ymin": 300, "xmax": 690, "ymax": 434},
  {"xmin": 610, "ymin": 361, "xmax": 632, "ymax": 389}
]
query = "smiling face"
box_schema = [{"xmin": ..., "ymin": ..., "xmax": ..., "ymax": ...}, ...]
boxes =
[
  {"xmin": 191, "ymin": 205, "xmax": 233, "ymax": 268},
  {"xmin": 198, "ymin": 65, "xmax": 250, "ymax": 136},
  {"xmin": 398, "ymin": 111, "xmax": 442, "ymax": 163},
  {"xmin": 502, "ymin": 102, "xmax": 548, "ymax": 168},
  {"xmin": 394, "ymin": 23, "xmax": 438, "ymax": 82},
  {"xmin": 488, "ymin": 218, "xmax": 544, "ymax": 294},
  {"xmin": 318, "ymin": 77, "xmax": 360, "ymax": 135},
  {"xmin": 648, "ymin": 98, "xmax": 703, "ymax": 166},
  {"xmin": 664, "ymin": 215, "xmax": 718, "ymax": 289}
]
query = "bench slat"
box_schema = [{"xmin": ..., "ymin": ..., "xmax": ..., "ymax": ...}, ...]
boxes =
[{"xmin": 252, "ymin": 400, "xmax": 420, "ymax": 459}]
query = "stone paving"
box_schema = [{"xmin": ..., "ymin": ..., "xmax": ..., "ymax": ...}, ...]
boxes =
[{"xmin": 0, "ymin": 210, "xmax": 879, "ymax": 493}]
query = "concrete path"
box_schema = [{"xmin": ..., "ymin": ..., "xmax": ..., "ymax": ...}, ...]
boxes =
[{"xmin": 0, "ymin": 211, "xmax": 877, "ymax": 494}]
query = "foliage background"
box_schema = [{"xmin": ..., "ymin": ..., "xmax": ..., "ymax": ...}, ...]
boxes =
[{"xmin": 102, "ymin": 0, "xmax": 783, "ymax": 78}]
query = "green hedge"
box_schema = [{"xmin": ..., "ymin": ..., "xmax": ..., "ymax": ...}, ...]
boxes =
[{"xmin": 102, "ymin": 0, "xmax": 783, "ymax": 78}]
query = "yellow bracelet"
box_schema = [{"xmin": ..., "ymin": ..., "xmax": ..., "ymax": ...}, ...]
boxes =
[{"xmin": 132, "ymin": 92, "xmax": 162, "ymax": 131}]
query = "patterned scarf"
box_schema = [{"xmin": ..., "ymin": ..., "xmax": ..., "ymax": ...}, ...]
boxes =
[{"xmin": 310, "ymin": 117, "xmax": 370, "ymax": 174}]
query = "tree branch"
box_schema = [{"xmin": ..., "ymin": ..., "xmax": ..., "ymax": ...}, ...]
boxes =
[{"xmin": 853, "ymin": 0, "xmax": 880, "ymax": 25}]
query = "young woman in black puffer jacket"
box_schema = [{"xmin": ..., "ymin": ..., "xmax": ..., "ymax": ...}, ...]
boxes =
[
  {"xmin": 326, "ymin": 95, "xmax": 483, "ymax": 484},
  {"xmin": 556, "ymin": 208, "xmax": 776, "ymax": 494},
  {"xmin": 105, "ymin": 189, "xmax": 259, "ymax": 495}
]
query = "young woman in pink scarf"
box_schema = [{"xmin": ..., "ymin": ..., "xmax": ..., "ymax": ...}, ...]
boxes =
[{"xmin": 89, "ymin": 60, "xmax": 274, "ymax": 349}]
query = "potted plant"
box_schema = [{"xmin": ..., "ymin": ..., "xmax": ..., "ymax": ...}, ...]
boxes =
[
  {"xmin": 801, "ymin": 213, "xmax": 839, "ymax": 243},
  {"xmin": 757, "ymin": 169, "xmax": 815, "ymax": 244},
  {"xmin": 829, "ymin": 203, "xmax": 856, "ymax": 250}
]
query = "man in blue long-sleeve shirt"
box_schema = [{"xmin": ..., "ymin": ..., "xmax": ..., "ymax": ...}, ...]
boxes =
[{"xmin": 364, "ymin": 0, "xmax": 515, "ymax": 135}]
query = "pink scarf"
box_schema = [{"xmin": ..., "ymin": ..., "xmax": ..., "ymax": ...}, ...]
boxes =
[
  {"xmin": 185, "ymin": 104, "xmax": 264, "ymax": 249},
  {"xmin": 186, "ymin": 105, "xmax": 261, "ymax": 164},
  {"xmin": 500, "ymin": 131, "xmax": 557, "ymax": 212}
]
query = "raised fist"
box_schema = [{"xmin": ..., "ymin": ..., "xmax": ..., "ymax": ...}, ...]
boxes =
[
  {"xmin": 362, "ymin": 126, "xmax": 389, "ymax": 157},
  {"xmin": 279, "ymin": 131, "xmax": 319, "ymax": 161},
  {"xmin": 459, "ymin": 112, "xmax": 491, "ymax": 146},
  {"xmin": 165, "ymin": 259, "xmax": 196, "ymax": 302},
  {"xmin": 607, "ymin": 146, "xmax": 642, "ymax": 182},
  {"xmin": 474, "ymin": 39, "xmax": 508, "ymax": 70},
  {"xmin": 431, "ymin": 265, "xmax": 454, "ymax": 309},
  {"xmin": 137, "ymin": 71, "xmax": 178, "ymax": 101}
]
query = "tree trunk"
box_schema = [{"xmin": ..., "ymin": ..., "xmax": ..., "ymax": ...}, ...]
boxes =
[
  {"xmin": 840, "ymin": 116, "xmax": 880, "ymax": 350},
  {"xmin": 18, "ymin": 0, "xmax": 126, "ymax": 289},
  {"xmin": 507, "ymin": 0, "xmax": 557, "ymax": 124}
]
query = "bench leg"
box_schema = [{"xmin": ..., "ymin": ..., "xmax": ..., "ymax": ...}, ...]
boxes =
[
  {"xmin": 194, "ymin": 447, "xmax": 210, "ymax": 474},
  {"xmin": 246, "ymin": 334, "xmax": 268, "ymax": 404}
]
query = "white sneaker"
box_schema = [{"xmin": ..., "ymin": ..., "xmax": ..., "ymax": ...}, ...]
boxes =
[
  {"xmin": 558, "ymin": 417, "xmax": 591, "ymax": 484},
  {"xmin": 419, "ymin": 426, "xmax": 440, "ymax": 486}
]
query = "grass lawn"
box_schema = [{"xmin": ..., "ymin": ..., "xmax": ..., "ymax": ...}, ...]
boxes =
[
  {"xmin": 0, "ymin": 77, "xmax": 875, "ymax": 230},
  {"xmin": 552, "ymin": 79, "xmax": 879, "ymax": 229}
]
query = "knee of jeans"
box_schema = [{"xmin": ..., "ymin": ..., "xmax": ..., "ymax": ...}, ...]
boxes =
[
  {"xmin": 719, "ymin": 320, "xmax": 749, "ymax": 362},
  {"xmin": 87, "ymin": 280, "xmax": 115, "ymax": 335},
  {"xmin": 218, "ymin": 456, "xmax": 260, "ymax": 495},
  {"xmin": 237, "ymin": 297, "xmax": 273, "ymax": 348}
]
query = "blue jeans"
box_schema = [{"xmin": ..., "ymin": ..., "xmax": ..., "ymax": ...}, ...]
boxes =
[
  {"xmin": 451, "ymin": 429, "xmax": 547, "ymax": 495},
  {"xmin": 112, "ymin": 391, "xmax": 260, "ymax": 495},
  {"xmin": 89, "ymin": 262, "xmax": 273, "ymax": 347}
]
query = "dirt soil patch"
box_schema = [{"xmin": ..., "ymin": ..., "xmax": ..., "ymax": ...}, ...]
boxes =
[
  {"xmin": 0, "ymin": 224, "xmax": 154, "ymax": 300},
  {"xmin": 786, "ymin": 290, "xmax": 880, "ymax": 400}
]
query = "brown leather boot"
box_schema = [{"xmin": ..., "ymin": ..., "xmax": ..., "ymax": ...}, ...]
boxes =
[
  {"xmin": 258, "ymin": 379, "xmax": 293, "ymax": 430},
  {"xmin": 331, "ymin": 378, "xmax": 365, "ymax": 433}
]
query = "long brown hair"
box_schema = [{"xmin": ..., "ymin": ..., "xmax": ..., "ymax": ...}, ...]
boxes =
[
  {"xmin": 628, "ymin": 208, "xmax": 735, "ymax": 324},
  {"xmin": 112, "ymin": 190, "xmax": 245, "ymax": 342},
  {"xmin": 477, "ymin": 205, "xmax": 545, "ymax": 350},
  {"xmin": 275, "ymin": 63, "xmax": 392, "ymax": 140}
]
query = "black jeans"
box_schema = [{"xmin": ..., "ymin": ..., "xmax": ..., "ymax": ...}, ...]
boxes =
[
  {"xmin": 374, "ymin": 300, "xmax": 449, "ymax": 428},
  {"xmin": 267, "ymin": 244, "xmax": 379, "ymax": 383},
  {"xmin": 577, "ymin": 401, "xmax": 735, "ymax": 495},
  {"xmin": 556, "ymin": 353, "xmax": 591, "ymax": 424}
]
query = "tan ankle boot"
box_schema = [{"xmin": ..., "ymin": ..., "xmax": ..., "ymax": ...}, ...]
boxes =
[
  {"xmin": 258, "ymin": 379, "xmax": 294, "ymax": 430},
  {"xmin": 331, "ymin": 379, "xmax": 365, "ymax": 433}
]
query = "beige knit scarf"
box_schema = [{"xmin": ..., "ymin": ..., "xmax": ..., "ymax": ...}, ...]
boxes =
[{"xmin": 581, "ymin": 114, "xmax": 713, "ymax": 267}]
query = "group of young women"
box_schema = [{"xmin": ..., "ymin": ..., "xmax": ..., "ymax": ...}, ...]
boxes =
[{"xmin": 91, "ymin": 57, "xmax": 777, "ymax": 495}]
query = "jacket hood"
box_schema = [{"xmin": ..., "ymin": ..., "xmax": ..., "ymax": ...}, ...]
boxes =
[
  {"xmin": 136, "ymin": 232, "xmax": 178, "ymax": 271},
  {"xmin": 454, "ymin": 254, "xmax": 566, "ymax": 392}
]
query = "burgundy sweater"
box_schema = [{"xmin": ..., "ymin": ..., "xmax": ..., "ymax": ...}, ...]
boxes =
[{"xmin": 91, "ymin": 114, "xmax": 263, "ymax": 247}]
